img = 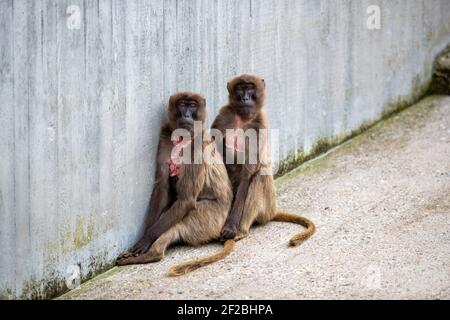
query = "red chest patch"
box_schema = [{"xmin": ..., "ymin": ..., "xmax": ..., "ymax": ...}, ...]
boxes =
[
  {"xmin": 169, "ymin": 137, "xmax": 191, "ymax": 177},
  {"xmin": 168, "ymin": 159, "xmax": 181, "ymax": 177},
  {"xmin": 225, "ymin": 129, "xmax": 245, "ymax": 152},
  {"xmin": 225, "ymin": 115, "xmax": 252, "ymax": 152}
]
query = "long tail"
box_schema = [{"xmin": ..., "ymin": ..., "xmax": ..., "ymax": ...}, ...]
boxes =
[
  {"xmin": 168, "ymin": 240, "xmax": 235, "ymax": 276},
  {"xmin": 274, "ymin": 211, "xmax": 316, "ymax": 246}
]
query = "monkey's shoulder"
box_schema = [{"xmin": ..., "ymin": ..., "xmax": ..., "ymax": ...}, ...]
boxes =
[
  {"xmin": 211, "ymin": 106, "xmax": 235, "ymax": 127},
  {"xmin": 253, "ymin": 109, "xmax": 269, "ymax": 128},
  {"xmin": 159, "ymin": 123, "xmax": 173, "ymax": 140},
  {"xmin": 219, "ymin": 105, "xmax": 269, "ymax": 129},
  {"xmin": 218, "ymin": 105, "xmax": 234, "ymax": 115}
]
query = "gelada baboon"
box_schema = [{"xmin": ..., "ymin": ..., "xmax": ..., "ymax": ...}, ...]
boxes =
[
  {"xmin": 117, "ymin": 92, "xmax": 234, "ymax": 276},
  {"xmin": 211, "ymin": 74, "xmax": 316, "ymax": 244}
]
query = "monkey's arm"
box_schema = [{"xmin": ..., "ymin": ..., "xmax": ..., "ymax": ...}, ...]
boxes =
[
  {"xmin": 121, "ymin": 172, "xmax": 170, "ymax": 258},
  {"xmin": 119, "ymin": 130, "xmax": 173, "ymax": 258},
  {"xmin": 145, "ymin": 165, "xmax": 171, "ymax": 227},
  {"xmin": 221, "ymin": 122, "xmax": 265, "ymax": 239},
  {"xmin": 144, "ymin": 131, "xmax": 173, "ymax": 227},
  {"xmin": 211, "ymin": 107, "xmax": 233, "ymax": 133},
  {"xmin": 221, "ymin": 163, "xmax": 258, "ymax": 239}
]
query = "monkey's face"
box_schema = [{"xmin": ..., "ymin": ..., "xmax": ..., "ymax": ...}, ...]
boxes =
[
  {"xmin": 168, "ymin": 92, "xmax": 206, "ymax": 134},
  {"xmin": 233, "ymin": 82, "xmax": 258, "ymax": 117},
  {"xmin": 175, "ymin": 98, "xmax": 200, "ymax": 133}
]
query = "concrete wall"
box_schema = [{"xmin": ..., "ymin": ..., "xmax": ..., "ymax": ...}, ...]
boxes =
[{"xmin": 1, "ymin": 0, "xmax": 449, "ymax": 299}]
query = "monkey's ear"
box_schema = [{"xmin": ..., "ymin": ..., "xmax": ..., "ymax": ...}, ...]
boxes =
[
  {"xmin": 226, "ymin": 81, "xmax": 231, "ymax": 93},
  {"xmin": 262, "ymin": 79, "xmax": 266, "ymax": 88}
]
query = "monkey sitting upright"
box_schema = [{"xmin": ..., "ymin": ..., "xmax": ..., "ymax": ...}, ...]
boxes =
[
  {"xmin": 211, "ymin": 74, "xmax": 316, "ymax": 244},
  {"xmin": 117, "ymin": 92, "xmax": 234, "ymax": 276}
]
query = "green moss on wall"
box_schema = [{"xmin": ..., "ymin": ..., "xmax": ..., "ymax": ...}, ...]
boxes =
[
  {"xmin": 275, "ymin": 70, "xmax": 432, "ymax": 178},
  {"xmin": 427, "ymin": 44, "xmax": 450, "ymax": 95}
]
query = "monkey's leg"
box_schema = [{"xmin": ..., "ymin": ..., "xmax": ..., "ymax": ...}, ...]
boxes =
[
  {"xmin": 118, "ymin": 198, "xmax": 228, "ymax": 266},
  {"xmin": 118, "ymin": 201, "xmax": 227, "ymax": 266},
  {"xmin": 122, "ymin": 167, "xmax": 172, "ymax": 258},
  {"xmin": 168, "ymin": 201, "xmax": 231, "ymax": 276},
  {"xmin": 178, "ymin": 200, "xmax": 228, "ymax": 245},
  {"xmin": 117, "ymin": 227, "xmax": 180, "ymax": 266},
  {"xmin": 237, "ymin": 173, "xmax": 276, "ymax": 239}
]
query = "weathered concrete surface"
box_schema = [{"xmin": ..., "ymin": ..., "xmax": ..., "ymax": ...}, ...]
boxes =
[
  {"xmin": 59, "ymin": 96, "xmax": 450, "ymax": 300},
  {"xmin": 2, "ymin": 0, "xmax": 450, "ymax": 299}
]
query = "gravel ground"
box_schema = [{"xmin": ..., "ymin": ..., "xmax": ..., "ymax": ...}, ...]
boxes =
[{"xmin": 59, "ymin": 96, "xmax": 450, "ymax": 300}]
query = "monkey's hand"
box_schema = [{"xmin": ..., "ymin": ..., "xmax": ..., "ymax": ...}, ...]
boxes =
[
  {"xmin": 129, "ymin": 236, "xmax": 154, "ymax": 256},
  {"xmin": 220, "ymin": 223, "xmax": 238, "ymax": 240},
  {"xmin": 116, "ymin": 249, "xmax": 135, "ymax": 262},
  {"xmin": 116, "ymin": 236, "xmax": 154, "ymax": 263}
]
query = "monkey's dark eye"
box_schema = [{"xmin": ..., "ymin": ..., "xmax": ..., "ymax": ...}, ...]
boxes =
[{"xmin": 177, "ymin": 100, "xmax": 188, "ymax": 107}]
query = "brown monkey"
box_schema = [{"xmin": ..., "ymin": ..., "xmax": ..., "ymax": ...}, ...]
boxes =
[
  {"xmin": 117, "ymin": 92, "xmax": 234, "ymax": 276},
  {"xmin": 211, "ymin": 74, "xmax": 316, "ymax": 244}
]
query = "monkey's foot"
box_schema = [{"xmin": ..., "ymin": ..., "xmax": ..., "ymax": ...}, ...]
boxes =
[
  {"xmin": 116, "ymin": 251, "xmax": 163, "ymax": 266},
  {"xmin": 220, "ymin": 224, "xmax": 238, "ymax": 240}
]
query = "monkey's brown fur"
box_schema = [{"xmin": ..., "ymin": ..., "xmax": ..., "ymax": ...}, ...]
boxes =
[
  {"xmin": 117, "ymin": 92, "xmax": 234, "ymax": 275},
  {"xmin": 212, "ymin": 74, "xmax": 316, "ymax": 244}
]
